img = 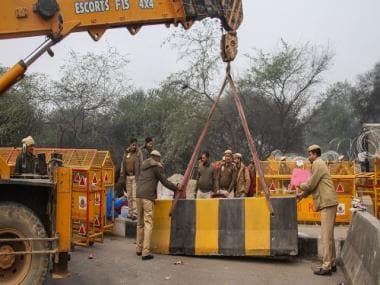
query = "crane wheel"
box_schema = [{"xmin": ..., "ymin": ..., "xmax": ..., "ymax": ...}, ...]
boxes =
[{"xmin": 0, "ymin": 202, "xmax": 49, "ymax": 285}]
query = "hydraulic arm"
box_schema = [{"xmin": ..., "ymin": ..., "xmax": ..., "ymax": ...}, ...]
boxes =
[{"xmin": 0, "ymin": 0, "xmax": 242, "ymax": 95}]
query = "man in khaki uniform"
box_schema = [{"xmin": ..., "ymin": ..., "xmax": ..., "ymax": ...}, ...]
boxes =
[
  {"xmin": 141, "ymin": 137, "xmax": 154, "ymax": 161},
  {"xmin": 233, "ymin": 153, "xmax": 250, "ymax": 197},
  {"xmin": 195, "ymin": 151, "xmax": 218, "ymax": 199},
  {"xmin": 136, "ymin": 150, "xmax": 180, "ymax": 260},
  {"xmin": 120, "ymin": 138, "xmax": 143, "ymax": 220},
  {"xmin": 15, "ymin": 136, "xmax": 37, "ymax": 174},
  {"xmin": 297, "ymin": 145, "xmax": 338, "ymax": 275},
  {"xmin": 217, "ymin": 150, "xmax": 236, "ymax": 198}
]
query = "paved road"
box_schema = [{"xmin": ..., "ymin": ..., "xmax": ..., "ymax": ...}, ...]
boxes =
[{"xmin": 46, "ymin": 236, "xmax": 346, "ymax": 285}]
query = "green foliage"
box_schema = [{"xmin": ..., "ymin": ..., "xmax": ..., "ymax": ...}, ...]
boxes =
[
  {"xmin": 0, "ymin": 68, "xmax": 45, "ymax": 146},
  {"xmin": 40, "ymin": 48, "xmax": 129, "ymax": 147},
  {"xmin": 239, "ymin": 40, "xmax": 333, "ymax": 157},
  {"xmin": 304, "ymin": 82, "xmax": 360, "ymax": 156},
  {"xmin": 2, "ymin": 42, "xmax": 379, "ymax": 173},
  {"xmin": 350, "ymin": 62, "xmax": 380, "ymax": 123}
]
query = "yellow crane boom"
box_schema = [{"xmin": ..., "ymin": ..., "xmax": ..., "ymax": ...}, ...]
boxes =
[{"xmin": 0, "ymin": 0, "xmax": 243, "ymax": 95}]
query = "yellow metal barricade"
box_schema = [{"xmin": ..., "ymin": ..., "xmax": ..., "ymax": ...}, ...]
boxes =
[
  {"xmin": 37, "ymin": 148, "xmax": 115, "ymax": 245},
  {"xmin": 375, "ymin": 158, "xmax": 380, "ymax": 218},
  {"xmin": 92, "ymin": 150, "xmax": 115, "ymax": 233},
  {"xmin": 68, "ymin": 150, "xmax": 104, "ymax": 247},
  {"xmin": 355, "ymin": 158, "xmax": 380, "ymax": 219},
  {"xmin": 256, "ymin": 160, "xmax": 356, "ymax": 223}
]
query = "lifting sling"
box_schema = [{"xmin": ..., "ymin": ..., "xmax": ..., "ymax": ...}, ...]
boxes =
[{"xmin": 171, "ymin": 63, "xmax": 274, "ymax": 216}]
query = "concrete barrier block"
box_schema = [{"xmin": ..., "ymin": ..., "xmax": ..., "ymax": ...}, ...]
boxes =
[
  {"xmin": 152, "ymin": 197, "xmax": 298, "ymax": 257},
  {"xmin": 341, "ymin": 211, "xmax": 380, "ymax": 285},
  {"xmin": 362, "ymin": 195, "xmax": 375, "ymax": 217},
  {"xmin": 113, "ymin": 217, "xmax": 127, "ymax": 237},
  {"xmin": 113, "ymin": 217, "xmax": 137, "ymax": 238}
]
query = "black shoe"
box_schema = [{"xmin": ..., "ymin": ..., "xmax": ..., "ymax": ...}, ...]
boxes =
[
  {"xmin": 136, "ymin": 252, "xmax": 142, "ymax": 256},
  {"xmin": 142, "ymin": 254, "xmax": 154, "ymax": 260},
  {"xmin": 313, "ymin": 267, "xmax": 332, "ymax": 276},
  {"xmin": 332, "ymin": 265, "xmax": 337, "ymax": 272}
]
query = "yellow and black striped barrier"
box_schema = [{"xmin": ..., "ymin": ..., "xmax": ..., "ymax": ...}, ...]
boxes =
[{"xmin": 151, "ymin": 196, "xmax": 298, "ymax": 256}]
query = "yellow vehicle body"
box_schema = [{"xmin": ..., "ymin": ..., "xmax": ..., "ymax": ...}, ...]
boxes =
[
  {"xmin": 0, "ymin": 148, "xmax": 73, "ymax": 254},
  {"xmin": 0, "ymin": 147, "xmax": 115, "ymax": 284},
  {"xmin": 0, "ymin": 149, "xmax": 72, "ymax": 284}
]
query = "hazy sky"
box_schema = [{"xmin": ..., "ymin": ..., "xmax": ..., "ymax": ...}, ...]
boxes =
[{"xmin": 0, "ymin": 0, "xmax": 379, "ymax": 91}]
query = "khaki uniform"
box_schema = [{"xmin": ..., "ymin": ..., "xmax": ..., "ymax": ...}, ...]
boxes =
[
  {"xmin": 235, "ymin": 163, "xmax": 250, "ymax": 197},
  {"xmin": 195, "ymin": 161, "xmax": 218, "ymax": 199},
  {"xmin": 300, "ymin": 157, "xmax": 338, "ymax": 270},
  {"xmin": 136, "ymin": 158, "xmax": 177, "ymax": 256},
  {"xmin": 217, "ymin": 162, "xmax": 236, "ymax": 197},
  {"xmin": 141, "ymin": 146, "xmax": 153, "ymax": 161},
  {"xmin": 120, "ymin": 148, "xmax": 143, "ymax": 218},
  {"xmin": 14, "ymin": 152, "xmax": 36, "ymax": 174}
]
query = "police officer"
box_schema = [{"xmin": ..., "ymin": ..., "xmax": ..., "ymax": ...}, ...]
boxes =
[
  {"xmin": 233, "ymin": 153, "xmax": 250, "ymax": 197},
  {"xmin": 120, "ymin": 138, "xmax": 143, "ymax": 220},
  {"xmin": 217, "ymin": 150, "xmax": 236, "ymax": 198},
  {"xmin": 297, "ymin": 145, "xmax": 338, "ymax": 275},
  {"xmin": 135, "ymin": 150, "xmax": 181, "ymax": 260},
  {"xmin": 14, "ymin": 136, "xmax": 37, "ymax": 174},
  {"xmin": 141, "ymin": 137, "xmax": 154, "ymax": 161},
  {"xmin": 195, "ymin": 151, "xmax": 218, "ymax": 199}
]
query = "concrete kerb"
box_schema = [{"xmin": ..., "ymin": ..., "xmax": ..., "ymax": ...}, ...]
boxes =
[
  {"xmin": 341, "ymin": 211, "xmax": 380, "ymax": 285},
  {"xmin": 297, "ymin": 224, "xmax": 348, "ymax": 259}
]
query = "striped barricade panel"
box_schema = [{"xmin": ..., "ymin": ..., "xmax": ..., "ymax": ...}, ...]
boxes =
[{"xmin": 152, "ymin": 196, "xmax": 298, "ymax": 257}]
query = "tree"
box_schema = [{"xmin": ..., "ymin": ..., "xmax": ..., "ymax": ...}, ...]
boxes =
[
  {"xmin": 350, "ymin": 62, "xmax": 380, "ymax": 124},
  {"xmin": 304, "ymin": 82, "xmax": 360, "ymax": 158},
  {"xmin": 239, "ymin": 40, "xmax": 333, "ymax": 157},
  {"xmin": 165, "ymin": 18, "xmax": 223, "ymax": 103},
  {"xmin": 0, "ymin": 67, "xmax": 45, "ymax": 146},
  {"xmin": 41, "ymin": 48, "xmax": 130, "ymax": 147}
]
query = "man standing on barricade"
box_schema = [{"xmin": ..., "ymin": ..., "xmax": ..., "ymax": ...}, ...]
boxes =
[
  {"xmin": 120, "ymin": 138, "xmax": 143, "ymax": 220},
  {"xmin": 136, "ymin": 150, "xmax": 181, "ymax": 260},
  {"xmin": 195, "ymin": 151, "xmax": 218, "ymax": 199},
  {"xmin": 297, "ymin": 144, "xmax": 338, "ymax": 275},
  {"xmin": 234, "ymin": 153, "xmax": 250, "ymax": 198}
]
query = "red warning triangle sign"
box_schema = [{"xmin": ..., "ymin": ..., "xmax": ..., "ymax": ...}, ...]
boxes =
[
  {"xmin": 94, "ymin": 216, "xmax": 101, "ymax": 228},
  {"xmin": 74, "ymin": 172, "xmax": 80, "ymax": 183},
  {"xmin": 79, "ymin": 176, "xmax": 86, "ymax": 186},
  {"xmin": 104, "ymin": 173, "xmax": 109, "ymax": 183},
  {"xmin": 336, "ymin": 183, "xmax": 345, "ymax": 193},
  {"xmin": 269, "ymin": 181, "xmax": 276, "ymax": 191},
  {"xmin": 92, "ymin": 173, "xmax": 97, "ymax": 185},
  {"xmin": 79, "ymin": 224, "xmax": 86, "ymax": 236}
]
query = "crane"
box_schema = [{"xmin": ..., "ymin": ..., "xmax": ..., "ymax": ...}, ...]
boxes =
[{"xmin": 0, "ymin": 0, "xmax": 243, "ymax": 95}]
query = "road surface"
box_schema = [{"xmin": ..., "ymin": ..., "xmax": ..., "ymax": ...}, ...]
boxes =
[{"xmin": 46, "ymin": 236, "xmax": 346, "ymax": 285}]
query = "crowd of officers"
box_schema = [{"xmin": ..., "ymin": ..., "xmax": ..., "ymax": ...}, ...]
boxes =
[
  {"xmin": 195, "ymin": 149, "xmax": 256, "ymax": 199},
  {"xmin": 119, "ymin": 138, "xmax": 258, "ymax": 260},
  {"xmin": 120, "ymin": 140, "xmax": 257, "ymax": 220}
]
